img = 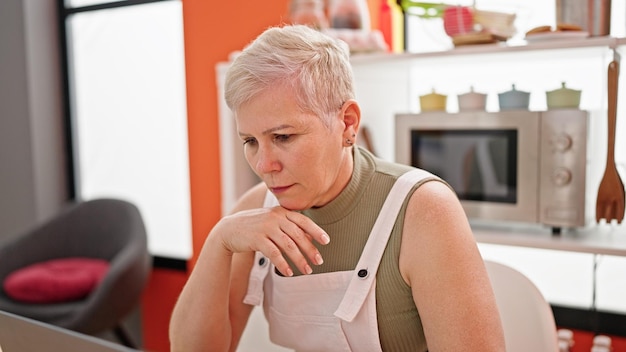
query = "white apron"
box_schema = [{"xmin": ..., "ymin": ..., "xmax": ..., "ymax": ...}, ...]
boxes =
[{"xmin": 243, "ymin": 169, "xmax": 433, "ymax": 352}]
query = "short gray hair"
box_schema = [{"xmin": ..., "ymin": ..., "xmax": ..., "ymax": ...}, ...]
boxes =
[{"xmin": 224, "ymin": 25, "xmax": 354, "ymax": 126}]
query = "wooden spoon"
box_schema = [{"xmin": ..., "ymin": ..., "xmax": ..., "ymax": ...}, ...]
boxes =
[{"xmin": 596, "ymin": 57, "xmax": 625, "ymax": 224}]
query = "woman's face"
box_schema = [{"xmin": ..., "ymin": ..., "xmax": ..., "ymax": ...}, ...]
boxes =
[{"xmin": 236, "ymin": 86, "xmax": 354, "ymax": 210}]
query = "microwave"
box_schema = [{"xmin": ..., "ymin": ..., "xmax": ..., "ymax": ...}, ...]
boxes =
[{"xmin": 395, "ymin": 110, "xmax": 589, "ymax": 233}]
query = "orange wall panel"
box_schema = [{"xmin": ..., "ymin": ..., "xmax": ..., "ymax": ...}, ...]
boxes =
[
  {"xmin": 181, "ymin": 0, "xmax": 289, "ymax": 268},
  {"xmin": 141, "ymin": 269, "xmax": 188, "ymax": 352}
]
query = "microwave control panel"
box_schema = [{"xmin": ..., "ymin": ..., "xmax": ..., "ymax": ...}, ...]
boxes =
[{"xmin": 538, "ymin": 109, "xmax": 588, "ymax": 227}]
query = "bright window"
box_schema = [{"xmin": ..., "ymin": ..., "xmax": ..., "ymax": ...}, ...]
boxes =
[{"xmin": 67, "ymin": 0, "xmax": 192, "ymax": 259}]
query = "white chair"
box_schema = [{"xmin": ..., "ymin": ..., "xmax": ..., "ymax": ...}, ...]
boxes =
[{"xmin": 484, "ymin": 260, "xmax": 559, "ymax": 352}]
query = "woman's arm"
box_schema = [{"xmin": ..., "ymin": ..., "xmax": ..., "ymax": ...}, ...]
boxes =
[
  {"xmin": 399, "ymin": 181, "xmax": 505, "ymax": 351},
  {"xmin": 169, "ymin": 225, "xmax": 253, "ymax": 352},
  {"xmin": 169, "ymin": 183, "xmax": 330, "ymax": 351}
]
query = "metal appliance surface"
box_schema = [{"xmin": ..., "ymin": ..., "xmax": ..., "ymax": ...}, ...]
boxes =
[{"xmin": 395, "ymin": 110, "xmax": 589, "ymax": 229}]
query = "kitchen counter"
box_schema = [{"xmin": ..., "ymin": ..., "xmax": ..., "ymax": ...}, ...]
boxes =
[{"xmin": 472, "ymin": 222, "xmax": 626, "ymax": 257}]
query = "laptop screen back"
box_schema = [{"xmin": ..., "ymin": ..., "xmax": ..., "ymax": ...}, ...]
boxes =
[{"xmin": 0, "ymin": 310, "xmax": 139, "ymax": 352}]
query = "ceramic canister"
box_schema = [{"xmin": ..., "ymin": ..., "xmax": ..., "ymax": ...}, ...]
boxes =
[
  {"xmin": 419, "ymin": 89, "xmax": 447, "ymax": 112},
  {"xmin": 458, "ymin": 86, "xmax": 488, "ymax": 111},
  {"xmin": 498, "ymin": 84, "xmax": 530, "ymax": 110},
  {"xmin": 546, "ymin": 82, "xmax": 581, "ymax": 109}
]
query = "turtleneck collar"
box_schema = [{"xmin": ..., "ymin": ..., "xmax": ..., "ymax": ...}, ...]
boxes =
[{"xmin": 302, "ymin": 146, "xmax": 375, "ymax": 225}]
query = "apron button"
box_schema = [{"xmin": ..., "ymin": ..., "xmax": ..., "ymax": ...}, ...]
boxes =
[
  {"xmin": 357, "ymin": 269, "xmax": 368, "ymax": 278},
  {"xmin": 259, "ymin": 257, "xmax": 268, "ymax": 267}
]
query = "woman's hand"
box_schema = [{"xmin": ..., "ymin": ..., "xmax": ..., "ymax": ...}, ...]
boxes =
[{"xmin": 214, "ymin": 206, "xmax": 330, "ymax": 277}]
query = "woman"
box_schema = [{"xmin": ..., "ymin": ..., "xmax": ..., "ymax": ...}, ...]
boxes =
[{"xmin": 170, "ymin": 25, "xmax": 504, "ymax": 351}]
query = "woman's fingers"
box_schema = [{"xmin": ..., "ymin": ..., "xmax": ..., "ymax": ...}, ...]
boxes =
[
  {"xmin": 221, "ymin": 206, "xmax": 329, "ymax": 276},
  {"xmin": 278, "ymin": 212, "xmax": 328, "ymax": 274},
  {"xmin": 263, "ymin": 239, "xmax": 295, "ymax": 277},
  {"xmin": 285, "ymin": 211, "xmax": 331, "ymax": 246},
  {"xmin": 265, "ymin": 209, "xmax": 329, "ymax": 276}
]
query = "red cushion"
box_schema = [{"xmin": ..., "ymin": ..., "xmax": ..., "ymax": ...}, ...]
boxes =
[{"xmin": 3, "ymin": 257, "xmax": 109, "ymax": 303}]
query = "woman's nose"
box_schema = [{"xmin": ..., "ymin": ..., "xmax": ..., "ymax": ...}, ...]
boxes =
[{"xmin": 254, "ymin": 146, "xmax": 281, "ymax": 174}]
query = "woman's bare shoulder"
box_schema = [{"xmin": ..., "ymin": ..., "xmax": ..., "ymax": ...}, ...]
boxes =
[
  {"xmin": 399, "ymin": 179, "xmax": 476, "ymax": 281},
  {"xmin": 408, "ymin": 179, "xmax": 462, "ymax": 222}
]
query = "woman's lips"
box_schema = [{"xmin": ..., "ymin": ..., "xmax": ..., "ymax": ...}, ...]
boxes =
[{"xmin": 270, "ymin": 185, "xmax": 292, "ymax": 194}]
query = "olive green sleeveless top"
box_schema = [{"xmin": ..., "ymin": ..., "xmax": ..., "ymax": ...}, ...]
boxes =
[{"xmin": 299, "ymin": 146, "xmax": 440, "ymax": 352}]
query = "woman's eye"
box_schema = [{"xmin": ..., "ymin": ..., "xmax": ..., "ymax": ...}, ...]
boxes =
[
  {"xmin": 274, "ymin": 134, "xmax": 291, "ymax": 143},
  {"xmin": 243, "ymin": 138, "xmax": 257, "ymax": 146}
]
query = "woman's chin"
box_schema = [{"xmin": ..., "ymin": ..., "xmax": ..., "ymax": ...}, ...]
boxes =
[
  {"xmin": 275, "ymin": 197, "xmax": 311, "ymax": 211},
  {"xmin": 278, "ymin": 201, "xmax": 307, "ymax": 211}
]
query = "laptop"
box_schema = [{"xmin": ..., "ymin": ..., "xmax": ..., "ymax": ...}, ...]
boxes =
[{"xmin": 0, "ymin": 310, "xmax": 140, "ymax": 352}]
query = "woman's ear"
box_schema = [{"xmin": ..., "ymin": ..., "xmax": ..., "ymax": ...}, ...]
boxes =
[{"xmin": 340, "ymin": 99, "xmax": 361, "ymax": 139}]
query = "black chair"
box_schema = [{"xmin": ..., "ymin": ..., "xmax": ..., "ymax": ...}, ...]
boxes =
[{"xmin": 0, "ymin": 198, "xmax": 152, "ymax": 348}]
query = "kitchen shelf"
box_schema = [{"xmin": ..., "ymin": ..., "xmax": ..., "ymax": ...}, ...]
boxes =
[{"xmin": 350, "ymin": 35, "xmax": 622, "ymax": 66}]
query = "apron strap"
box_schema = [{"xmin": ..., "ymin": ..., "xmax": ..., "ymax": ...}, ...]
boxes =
[
  {"xmin": 334, "ymin": 169, "xmax": 436, "ymax": 322},
  {"xmin": 243, "ymin": 252, "xmax": 272, "ymax": 306},
  {"xmin": 243, "ymin": 191, "xmax": 279, "ymax": 306}
]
